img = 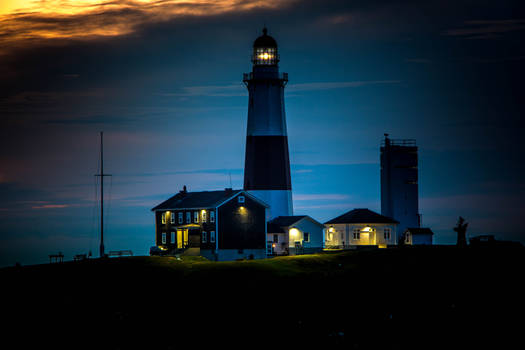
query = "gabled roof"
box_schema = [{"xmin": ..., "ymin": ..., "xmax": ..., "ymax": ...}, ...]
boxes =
[
  {"xmin": 151, "ymin": 189, "xmax": 247, "ymax": 211},
  {"xmin": 324, "ymin": 208, "xmax": 399, "ymax": 225},
  {"xmin": 404, "ymin": 227, "xmax": 434, "ymax": 235},
  {"xmin": 267, "ymin": 215, "xmax": 324, "ymax": 233}
]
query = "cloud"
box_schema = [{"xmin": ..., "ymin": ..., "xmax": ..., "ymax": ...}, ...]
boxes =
[
  {"xmin": 294, "ymin": 194, "xmax": 351, "ymax": 201},
  {"xmin": 0, "ymin": 0, "xmax": 296, "ymax": 53},
  {"xmin": 442, "ymin": 19, "xmax": 525, "ymax": 39},
  {"xmin": 32, "ymin": 204, "xmax": 70, "ymax": 209},
  {"xmin": 162, "ymin": 80, "xmax": 401, "ymax": 97}
]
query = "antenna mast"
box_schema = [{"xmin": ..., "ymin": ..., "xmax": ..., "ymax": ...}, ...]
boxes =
[{"xmin": 95, "ymin": 132, "xmax": 112, "ymax": 257}]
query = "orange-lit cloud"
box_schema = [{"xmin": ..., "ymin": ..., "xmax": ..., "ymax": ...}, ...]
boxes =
[{"xmin": 0, "ymin": 0, "xmax": 294, "ymax": 53}]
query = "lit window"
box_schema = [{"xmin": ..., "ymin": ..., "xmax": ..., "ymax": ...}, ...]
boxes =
[
  {"xmin": 161, "ymin": 212, "xmax": 166, "ymax": 224},
  {"xmin": 178, "ymin": 212, "xmax": 183, "ymax": 224},
  {"xmin": 353, "ymin": 228, "xmax": 360, "ymax": 240},
  {"xmin": 170, "ymin": 212, "xmax": 175, "ymax": 224},
  {"xmin": 202, "ymin": 231, "xmax": 207, "ymax": 243},
  {"xmin": 194, "ymin": 211, "xmax": 199, "ymax": 223},
  {"xmin": 202, "ymin": 211, "xmax": 207, "ymax": 223},
  {"xmin": 238, "ymin": 196, "xmax": 245, "ymax": 203},
  {"xmin": 186, "ymin": 212, "xmax": 191, "ymax": 224},
  {"xmin": 210, "ymin": 231, "xmax": 216, "ymax": 243},
  {"xmin": 210, "ymin": 211, "xmax": 215, "ymax": 223},
  {"xmin": 161, "ymin": 232, "xmax": 166, "ymax": 244},
  {"xmin": 171, "ymin": 232, "xmax": 175, "ymax": 243},
  {"xmin": 304, "ymin": 232, "xmax": 310, "ymax": 242}
]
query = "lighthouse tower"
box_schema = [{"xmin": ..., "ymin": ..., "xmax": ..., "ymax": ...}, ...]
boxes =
[{"xmin": 243, "ymin": 28, "xmax": 293, "ymax": 220}]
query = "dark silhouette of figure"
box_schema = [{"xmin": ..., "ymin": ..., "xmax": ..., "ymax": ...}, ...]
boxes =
[{"xmin": 454, "ymin": 216, "xmax": 468, "ymax": 247}]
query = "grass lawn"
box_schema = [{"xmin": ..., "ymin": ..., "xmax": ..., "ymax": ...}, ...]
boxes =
[{"xmin": 2, "ymin": 245, "xmax": 524, "ymax": 348}]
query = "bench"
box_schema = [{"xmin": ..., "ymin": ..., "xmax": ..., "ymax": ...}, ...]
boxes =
[{"xmin": 108, "ymin": 250, "xmax": 133, "ymax": 257}]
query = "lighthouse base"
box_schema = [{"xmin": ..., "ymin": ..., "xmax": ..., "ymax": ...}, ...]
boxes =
[{"xmin": 248, "ymin": 190, "xmax": 293, "ymax": 220}]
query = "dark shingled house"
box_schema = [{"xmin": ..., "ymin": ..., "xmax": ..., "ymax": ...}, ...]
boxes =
[{"xmin": 151, "ymin": 187, "xmax": 268, "ymax": 261}]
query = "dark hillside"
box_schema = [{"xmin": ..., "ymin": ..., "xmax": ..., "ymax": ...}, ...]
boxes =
[{"xmin": 3, "ymin": 246, "xmax": 524, "ymax": 349}]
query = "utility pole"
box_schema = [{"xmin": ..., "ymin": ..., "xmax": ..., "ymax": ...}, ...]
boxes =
[{"xmin": 95, "ymin": 132, "xmax": 112, "ymax": 258}]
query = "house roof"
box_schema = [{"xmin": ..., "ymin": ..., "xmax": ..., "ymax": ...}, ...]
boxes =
[
  {"xmin": 324, "ymin": 208, "xmax": 399, "ymax": 225},
  {"xmin": 404, "ymin": 227, "xmax": 434, "ymax": 235},
  {"xmin": 151, "ymin": 189, "xmax": 245, "ymax": 211},
  {"xmin": 267, "ymin": 215, "xmax": 324, "ymax": 233}
]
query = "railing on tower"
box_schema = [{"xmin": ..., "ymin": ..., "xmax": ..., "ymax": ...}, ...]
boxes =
[
  {"xmin": 381, "ymin": 139, "xmax": 417, "ymax": 147},
  {"xmin": 243, "ymin": 72, "xmax": 288, "ymax": 84}
]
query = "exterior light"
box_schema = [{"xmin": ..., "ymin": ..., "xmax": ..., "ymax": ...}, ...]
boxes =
[
  {"xmin": 328, "ymin": 227, "xmax": 334, "ymax": 233},
  {"xmin": 289, "ymin": 228, "xmax": 300, "ymax": 237}
]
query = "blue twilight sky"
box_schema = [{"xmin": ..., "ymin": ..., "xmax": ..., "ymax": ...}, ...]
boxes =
[{"xmin": 0, "ymin": 0, "xmax": 524, "ymax": 266}]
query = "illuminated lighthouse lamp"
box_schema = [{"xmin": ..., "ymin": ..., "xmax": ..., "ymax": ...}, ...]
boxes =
[{"xmin": 252, "ymin": 27, "xmax": 279, "ymax": 66}]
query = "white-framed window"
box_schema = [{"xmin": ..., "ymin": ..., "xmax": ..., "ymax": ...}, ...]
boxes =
[
  {"xmin": 161, "ymin": 232, "xmax": 166, "ymax": 244},
  {"xmin": 405, "ymin": 233, "xmax": 410, "ymax": 243},
  {"xmin": 178, "ymin": 212, "xmax": 183, "ymax": 224},
  {"xmin": 304, "ymin": 232, "xmax": 310, "ymax": 242},
  {"xmin": 194, "ymin": 211, "xmax": 199, "ymax": 223},
  {"xmin": 170, "ymin": 212, "xmax": 175, "ymax": 224},
  {"xmin": 202, "ymin": 231, "xmax": 207, "ymax": 243},
  {"xmin": 161, "ymin": 212, "xmax": 166, "ymax": 224},
  {"xmin": 210, "ymin": 231, "xmax": 216, "ymax": 243},
  {"xmin": 353, "ymin": 228, "xmax": 360, "ymax": 240},
  {"xmin": 186, "ymin": 212, "xmax": 191, "ymax": 224},
  {"xmin": 273, "ymin": 234, "xmax": 279, "ymax": 243},
  {"xmin": 238, "ymin": 195, "xmax": 245, "ymax": 203},
  {"xmin": 384, "ymin": 228, "xmax": 391, "ymax": 240},
  {"xmin": 171, "ymin": 232, "xmax": 175, "ymax": 243},
  {"xmin": 210, "ymin": 211, "xmax": 215, "ymax": 223},
  {"xmin": 202, "ymin": 210, "xmax": 207, "ymax": 223}
]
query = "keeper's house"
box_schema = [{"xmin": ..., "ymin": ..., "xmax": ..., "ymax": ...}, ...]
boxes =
[
  {"xmin": 151, "ymin": 187, "xmax": 268, "ymax": 261},
  {"xmin": 324, "ymin": 208, "xmax": 399, "ymax": 248}
]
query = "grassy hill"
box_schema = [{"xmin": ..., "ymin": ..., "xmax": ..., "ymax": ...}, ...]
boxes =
[{"xmin": 3, "ymin": 245, "xmax": 524, "ymax": 348}]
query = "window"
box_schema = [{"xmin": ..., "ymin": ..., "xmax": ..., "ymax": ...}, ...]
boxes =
[
  {"xmin": 171, "ymin": 232, "xmax": 175, "ymax": 243},
  {"xmin": 273, "ymin": 234, "xmax": 278, "ymax": 243},
  {"xmin": 161, "ymin": 212, "xmax": 166, "ymax": 224},
  {"xmin": 210, "ymin": 211, "xmax": 215, "ymax": 223},
  {"xmin": 178, "ymin": 212, "xmax": 183, "ymax": 224},
  {"xmin": 170, "ymin": 212, "xmax": 175, "ymax": 224},
  {"xmin": 210, "ymin": 231, "xmax": 216, "ymax": 243},
  {"xmin": 353, "ymin": 228, "xmax": 360, "ymax": 240},
  {"xmin": 186, "ymin": 212, "xmax": 191, "ymax": 224},
  {"xmin": 304, "ymin": 232, "xmax": 310, "ymax": 242},
  {"xmin": 161, "ymin": 232, "xmax": 166, "ymax": 244},
  {"xmin": 202, "ymin": 210, "xmax": 207, "ymax": 223},
  {"xmin": 406, "ymin": 233, "xmax": 410, "ymax": 243},
  {"xmin": 384, "ymin": 228, "xmax": 391, "ymax": 240},
  {"xmin": 202, "ymin": 231, "xmax": 207, "ymax": 243},
  {"xmin": 194, "ymin": 211, "xmax": 199, "ymax": 223},
  {"xmin": 238, "ymin": 196, "xmax": 245, "ymax": 203}
]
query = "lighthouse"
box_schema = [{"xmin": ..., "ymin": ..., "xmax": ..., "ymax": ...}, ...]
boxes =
[{"xmin": 243, "ymin": 28, "xmax": 293, "ymax": 220}]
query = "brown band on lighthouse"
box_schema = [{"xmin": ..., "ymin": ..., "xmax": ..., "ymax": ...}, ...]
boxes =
[{"xmin": 244, "ymin": 135, "xmax": 292, "ymax": 191}]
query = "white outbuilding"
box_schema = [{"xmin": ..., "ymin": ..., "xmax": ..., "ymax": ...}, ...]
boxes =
[
  {"xmin": 267, "ymin": 215, "xmax": 324, "ymax": 255},
  {"xmin": 324, "ymin": 208, "xmax": 399, "ymax": 248}
]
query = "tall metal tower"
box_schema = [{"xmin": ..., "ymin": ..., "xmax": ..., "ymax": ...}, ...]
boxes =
[
  {"xmin": 380, "ymin": 134, "xmax": 420, "ymax": 238},
  {"xmin": 243, "ymin": 28, "xmax": 292, "ymax": 220}
]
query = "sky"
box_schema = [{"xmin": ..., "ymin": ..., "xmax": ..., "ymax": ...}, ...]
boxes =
[{"xmin": 1, "ymin": 0, "xmax": 524, "ymax": 266}]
